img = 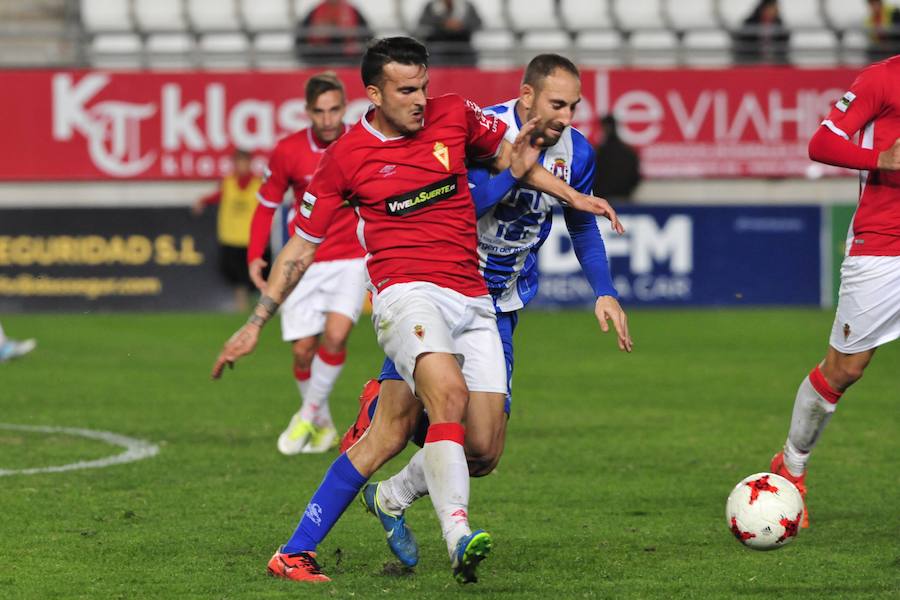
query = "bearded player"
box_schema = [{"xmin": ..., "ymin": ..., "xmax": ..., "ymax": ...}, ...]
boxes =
[
  {"xmin": 770, "ymin": 55, "xmax": 900, "ymax": 528},
  {"xmin": 247, "ymin": 72, "xmax": 366, "ymax": 455},
  {"xmin": 344, "ymin": 54, "xmax": 632, "ymax": 567}
]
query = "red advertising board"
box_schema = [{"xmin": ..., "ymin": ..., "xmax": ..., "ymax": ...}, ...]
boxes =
[
  {"xmin": 0, "ymin": 67, "xmax": 858, "ymax": 181},
  {"xmin": 593, "ymin": 68, "xmax": 856, "ymax": 177}
]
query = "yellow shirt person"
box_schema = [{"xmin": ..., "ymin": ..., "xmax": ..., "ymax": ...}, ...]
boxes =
[
  {"xmin": 192, "ymin": 149, "xmax": 261, "ymax": 311},
  {"xmin": 216, "ymin": 173, "xmax": 260, "ymax": 247}
]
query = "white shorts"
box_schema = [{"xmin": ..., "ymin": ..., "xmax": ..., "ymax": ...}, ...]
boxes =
[
  {"xmin": 280, "ymin": 258, "xmax": 368, "ymax": 341},
  {"xmin": 371, "ymin": 281, "xmax": 506, "ymax": 395},
  {"xmin": 829, "ymin": 255, "xmax": 900, "ymax": 354}
]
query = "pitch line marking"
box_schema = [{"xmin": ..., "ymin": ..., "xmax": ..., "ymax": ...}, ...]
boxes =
[{"xmin": 0, "ymin": 423, "xmax": 160, "ymax": 477}]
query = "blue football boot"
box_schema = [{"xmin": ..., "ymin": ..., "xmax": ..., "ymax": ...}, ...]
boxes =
[
  {"xmin": 452, "ymin": 529, "xmax": 493, "ymax": 584},
  {"xmin": 361, "ymin": 482, "xmax": 419, "ymax": 567}
]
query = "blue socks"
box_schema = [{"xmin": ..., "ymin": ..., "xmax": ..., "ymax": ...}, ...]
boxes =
[{"xmin": 282, "ymin": 453, "xmax": 368, "ymax": 554}]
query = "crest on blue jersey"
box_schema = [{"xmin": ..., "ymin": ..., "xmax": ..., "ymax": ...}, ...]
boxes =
[{"xmin": 551, "ymin": 158, "xmax": 570, "ymax": 181}]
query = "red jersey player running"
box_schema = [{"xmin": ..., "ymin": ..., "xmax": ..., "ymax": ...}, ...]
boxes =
[
  {"xmin": 247, "ymin": 72, "xmax": 366, "ymax": 455},
  {"xmin": 212, "ymin": 37, "xmax": 620, "ymax": 584},
  {"xmin": 770, "ymin": 55, "xmax": 900, "ymax": 528}
]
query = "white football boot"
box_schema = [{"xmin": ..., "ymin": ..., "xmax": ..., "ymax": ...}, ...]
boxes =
[
  {"xmin": 277, "ymin": 412, "xmax": 316, "ymax": 455},
  {"xmin": 0, "ymin": 338, "xmax": 36, "ymax": 363},
  {"xmin": 300, "ymin": 424, "xmax": 338, "ymax": 454}
]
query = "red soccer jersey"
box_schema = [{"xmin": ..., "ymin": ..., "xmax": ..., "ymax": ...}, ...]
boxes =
[
  {"xmin": 248, "ymin": 125, "xmax": 364, "ymax": 264},
  {"xmin": 293, "ymin": 94, "xmax": 508, "ymax": 297},
  {"xmin": 818, "ymin": 55, "xmax": 900, "ymax": 256}
]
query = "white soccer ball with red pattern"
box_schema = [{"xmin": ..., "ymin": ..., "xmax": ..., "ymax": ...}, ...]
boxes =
[{"xmin": 726, "ymin": 472, "xmax": 804, "ymax": 550}]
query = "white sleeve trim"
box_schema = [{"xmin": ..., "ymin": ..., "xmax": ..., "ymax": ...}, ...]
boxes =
[
  {"xmin": 821, "ymin": 119, "xmax": 850, "ymax": 140},
  {"xmin": 256, "ymin": 192, "xmax": 280, "ymax": 209},
  {"xmin": 294, "ymin": 225, "xmax": 324, "ymax": 244}
]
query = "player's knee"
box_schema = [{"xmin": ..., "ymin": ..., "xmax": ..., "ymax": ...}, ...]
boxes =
[
  {"xmin": 467, "ymin": 453, "xmax": 500, "ymax": 478},
  {"xmin": 292, "ymin": 348, "xmax": 314, "ymax": 371},
  {"xmin": 423, "ymin": 382, "xmax": 468, "ymax": 423},
  {"xmin": 436, "ymin": 383, "xmax": 469, "ymax": 423},
  {"xmin": 319, "ymin": 330, "xmax": 348, "ymax": 354},
  {"xmin": 465, "ymin": 436, "xmax": 503, "ymax": 477},
  {"xmin": 291, "ymin": 337, "xmax": 317, "ymax": 366},
  {"xmin": 833, "ymin": 361, "xmax": 866, "ymax": 389}
]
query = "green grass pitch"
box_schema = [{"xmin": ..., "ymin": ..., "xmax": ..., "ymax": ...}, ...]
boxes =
[{"xmin": 1, "ymin": 309, "xmax": 898, "ymax": 598}]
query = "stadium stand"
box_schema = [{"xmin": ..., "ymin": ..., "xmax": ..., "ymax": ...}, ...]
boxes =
[
  {"xmin": 0, "ymin": 1, "xmax": 893, "ymax": 69},
  {"xmin": 240, "ymin": 0, "xmax": 294, "ymax": 67},
  {"xmin": 0, "ymin": 0, "xmax": 76, "ymax": 66}
]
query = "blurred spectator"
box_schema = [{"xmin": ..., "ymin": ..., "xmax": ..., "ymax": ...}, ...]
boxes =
[
  {"xmin": 732, "ymin": 0, "xmax": 789, "ymax": 65},
  {"xmin": 192, "ymin": 149, "xmax": 261, "ymax": 311},
  {"xmin": 416, "ymin": 0, "xmax": 482, "ymax": 65},
  {"xmin": 295, "ymin": 0, "xmax": 372, "ymax": 66},
  {"xmin": 593, "ymin": 115, "xmax": 641, "ymax": 204},
  {"xmin": 0, "ymin": 322, "xmax": 35, "ymax": 363},
  {"xmin": 866, "ymin": 0, "xmax": 900, "ymax": 61}
]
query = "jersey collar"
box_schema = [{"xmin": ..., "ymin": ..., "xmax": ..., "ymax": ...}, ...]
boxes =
[
  {"xmin": 307, "ymin": 123, "xmax": 350, "ymax": 152},
  {"xmin": 360, "ymin": 106, "xmax": 407, "ymax": 143}
]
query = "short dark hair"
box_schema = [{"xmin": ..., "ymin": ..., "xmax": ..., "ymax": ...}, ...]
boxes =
[
  {"xmin": 305, "ymin": 71, "xmax": 345, "ymax": 106},
  {"xmin": 361, "ymin": 37, "xmax": 429, "ymax": 87},
  {"xmin": 522, "ymin": 54, "xmax": 580, "ymax": 92},
  {"xmin": 233, "ymin": 148, "xmax": 252, "ymax": 160}
]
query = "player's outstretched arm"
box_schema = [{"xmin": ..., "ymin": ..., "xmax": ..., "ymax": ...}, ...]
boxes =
[
  {"xmin": 211, "ymin": 235, "xmax": 318, "ymax": 379},
  {"xmin": 594, "ymin": 295, "xmax": 633, "ymax": 353},
  {"xmin": 492, "ymin": 133, "xmax": 623, "ymax": 233},
  {"xmin": 526, "ymin": 165, "xmax": 624, "ymax": 234}
]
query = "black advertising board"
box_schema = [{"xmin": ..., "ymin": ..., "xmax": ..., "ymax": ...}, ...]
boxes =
[{"xmin": 0, "ymin": 208, "xmax": 236, "ymax": 312}]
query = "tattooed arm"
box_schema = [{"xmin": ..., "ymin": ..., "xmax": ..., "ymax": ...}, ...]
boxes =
[{"xmin": 211, "ymin": 235, "xmax": 318, "ymax": 378}]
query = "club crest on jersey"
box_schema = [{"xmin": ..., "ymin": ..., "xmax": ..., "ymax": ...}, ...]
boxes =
[
  {"xmin": 433, "ymin": 141, "xmax": 450, "ymax": 171},
  {"xmin": 551, "ymin": 158, "xmax": 569, "ymax": 181},
  {"xmin": 836, "ymin": 91, "xmax": 856, "ymax": 113},
  {"xmin": 414, "ymin": 324, "xmax": 425, "ymax": 339},
  {"xmin": 385, "ymin": 174, "xmax": 457, "ymax": 216}
]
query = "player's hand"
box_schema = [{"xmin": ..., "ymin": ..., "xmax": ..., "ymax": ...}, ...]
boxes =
[
  {"xmin": 510, "ymin": 117, "xmax": 543, "ymax": 179},
  {"xmin": 569, "ymin": 194, "xmax": 625, "ymax": 234},
  {"xmin": 877, "ymin": 137, "xmax": 900, "ymax": 171},
  {"xmin": 248, "ymin": 258, "xmax": 268, "ymax": 292},
  {"xmin": 211, "ymin": 323, "xmax": 261, "ymax": 379},
  {"xmin": 191, "ymin": 202, "xmax": 205, "ymax": 217},
  {"xmin": 594, "ymin": 295, "xmax": 633, "ymax": 353}
]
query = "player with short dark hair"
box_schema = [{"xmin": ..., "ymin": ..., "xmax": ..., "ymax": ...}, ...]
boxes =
[
  {"xmin": 212, "ymin": 37, "xmax": 619, "ymax": 584},
  {"xmin": 347, "ymin": 54, "xmax": 631, "ymax": 567},
  {"xmin": 769, "ymin": 55, "xmax": 900, "ymax": 528},
  {"xmin": 521, "ymin": 52, "xmax": 579, "ymax": 91},
  {"xmin": 246, "ymin": 72, "xmax": 365, "ymax": 456}
]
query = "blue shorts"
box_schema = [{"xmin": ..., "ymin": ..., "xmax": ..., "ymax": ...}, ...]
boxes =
[{"xmin": 380, "ymin": 310, "xmax": 518, "ymax": 415}]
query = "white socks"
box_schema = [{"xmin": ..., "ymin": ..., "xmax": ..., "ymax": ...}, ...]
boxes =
[
  {"xmin": 783, "ymin": 366, "xmax": 841, "ymax": 477},
  {"xmin": 296, "ymin": 348, "xmax": 346, "ymax": 428},
  {"xmin": 378, "ymin": 449, "xmax": 429, "ymax": 515},
  {"xmin": 422, "ymin": 423, "xmax": 471, "ymax": 557}
]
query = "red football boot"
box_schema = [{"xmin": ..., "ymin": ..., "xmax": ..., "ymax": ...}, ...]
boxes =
[
  {"xmin": 771, "ymin": 451, "xmax": 809, "ymax": 528},
  {"xmin": 267, "ymin": 547, "xmax": 330, "ymax": 582},
  {"xmin": 339, "ymin": 379, "xmax": 380, "ymax": 453}
]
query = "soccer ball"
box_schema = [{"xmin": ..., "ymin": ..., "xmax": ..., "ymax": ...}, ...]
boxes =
[{"xmin": 726, "ymin": 472, "xmax": 804, "ymax": 551}]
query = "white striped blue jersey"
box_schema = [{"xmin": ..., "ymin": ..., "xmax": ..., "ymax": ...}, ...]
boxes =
[{"xmin": 471, "ymin": 98, "xmax": 616, "ymax": 312}]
